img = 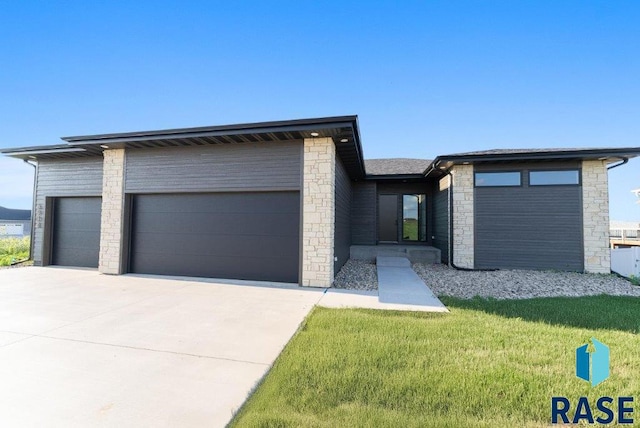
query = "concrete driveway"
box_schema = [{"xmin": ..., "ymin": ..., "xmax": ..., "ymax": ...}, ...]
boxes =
[{"xmin": 0, "ymin": 267, "xmax": 323, "ymax": 427}]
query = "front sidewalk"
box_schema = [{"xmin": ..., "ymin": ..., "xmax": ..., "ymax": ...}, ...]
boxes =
[{"xmin": 318, "ymin": 257, "xmax": 448, "ymax": 312}]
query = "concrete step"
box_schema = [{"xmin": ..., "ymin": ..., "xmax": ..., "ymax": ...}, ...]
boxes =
[
  {"xmin": 351, "ymin": 245, "xmax": 441, "ymax": 264},
  {"xmin": 376, "ymin": 256, "xmax": 411, "ymax": 267}
]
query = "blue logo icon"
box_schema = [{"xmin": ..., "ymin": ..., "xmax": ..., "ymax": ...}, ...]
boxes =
[{"xmin": 576, "ymin": 338, "xmax": 609, "ymax": 387}]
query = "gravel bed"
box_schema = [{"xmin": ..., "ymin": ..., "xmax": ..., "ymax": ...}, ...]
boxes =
[
  {"xmin": 413, "ymin": 263, "xmax": 640, "ymax": 300},
  {"xmin": 333, "ymin": 260, "xmax": 378, "ymax": 290}
]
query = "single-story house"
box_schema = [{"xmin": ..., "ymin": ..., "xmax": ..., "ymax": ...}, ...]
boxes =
[
  {"xmin": 0, "ymin": 206, "xmax": 31, "ymax": 238},
  {"xmin": 2, "ymin": 116, "xmax": 639, "ymax": 287}
]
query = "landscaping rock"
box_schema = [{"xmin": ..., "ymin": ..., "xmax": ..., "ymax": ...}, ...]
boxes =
[
  {"xmin": 333, "ymin": 260, "xmax": 378, "ymax": 290},
  {"xmin": 413, "ymin": 263, "xmax": 640, "ymax": 300},
  {"xmin": 331, "ymin": 259, "xmax": 640, "ymax": 300}
]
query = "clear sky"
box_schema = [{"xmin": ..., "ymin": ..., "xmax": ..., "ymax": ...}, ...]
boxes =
[{"xmin": 1, "ymin": 1, "xmax": 638, "ymax": 220}]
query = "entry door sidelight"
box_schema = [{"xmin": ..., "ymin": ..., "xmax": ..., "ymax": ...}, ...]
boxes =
[
  {"xmin": 402, "ymin": 194, "xmax": 427, "ymax": 242},
  {"xmin": 378, "ymin": 194, "xmax": 398, "ymax": 242}
]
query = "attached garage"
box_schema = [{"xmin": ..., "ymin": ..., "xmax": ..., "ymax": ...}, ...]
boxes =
[
  {"xmin": 51, "ymin": 197, "xmax": 102, "ymax": 268},
  {"xmin": 128, "ymin": 192, "xmax": 300, "ymax": 283}
]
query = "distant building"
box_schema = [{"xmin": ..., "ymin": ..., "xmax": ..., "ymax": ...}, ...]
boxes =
[
  {"xmin": 0, "ymin": 206, "xmax": 31, "ymax": 237},
  {"xmin": 610, "ymin": 220, "xmax": 640, "ymax": 248}
]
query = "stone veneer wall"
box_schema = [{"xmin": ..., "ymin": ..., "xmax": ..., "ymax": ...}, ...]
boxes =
[
  {"xmin": 451, "ymin": 164, "xmax": 474, "ymax": 268},
  {"xmin": 99, "ymin": 149, "xmax": 126, "ymax": 274},
  {"xmin": 301, "ymin": 137, "xmax": 336, "ymax": 287},
  {"xmin": 582, "ymin": 160, "xmax": 610, "ymax": 273}
]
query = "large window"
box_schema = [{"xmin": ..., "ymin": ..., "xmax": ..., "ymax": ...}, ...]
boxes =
[
  {"xmin": 402, "ymin": 194, "xmax": 427, "ymax": 242},
  {"xmin": 529, "ymin": 170, "xmax": 580, "ymax": 186},
  {"xmin": 475, "ymin": 172, "xmax": 521, "ymax": 187}
]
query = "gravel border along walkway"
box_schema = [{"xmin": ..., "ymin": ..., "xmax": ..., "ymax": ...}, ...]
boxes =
[
  {"xmin": 333, "ymin": 260, "xmax": 378, "ymax": 291},
  {"xmin": 413, "ymin": 263, "xmax": 640, "ymax": 300},
  {"xmin": 333, "ymin": 259, "xmax": 640, "ymax": 300}
]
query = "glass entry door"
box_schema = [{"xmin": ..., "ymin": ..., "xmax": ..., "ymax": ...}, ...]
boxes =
[
  {"xmin": 402, "ymin": 194, "xmax": 427, "ymax": 242},
  {"xmin": 379, "ymin": 193, "xmax": 427, "ymax": 243}
]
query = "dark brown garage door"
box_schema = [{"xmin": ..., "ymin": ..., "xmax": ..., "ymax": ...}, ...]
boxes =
[
  {"xmin": 129, "ymin": 192, "xmax": 300, "ymax": 283},
  {"xmin": 51, "ymin": 197, "xmax": 102, "ymax": 268}
]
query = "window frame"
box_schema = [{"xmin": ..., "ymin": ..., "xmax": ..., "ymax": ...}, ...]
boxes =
[
  {"xmin": 401, "ymin": 193, "xmax": 427, "ymax": 243},
  {"xmin": 474, "ymin": 171, "xmax": 523, "ymax": 188},
  {"xmin": 528, "ymin": 169, "xmax": 581, "ymax": 186}
]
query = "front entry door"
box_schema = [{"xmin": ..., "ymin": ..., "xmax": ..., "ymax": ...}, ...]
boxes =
[{"xmin": 378, "ymin": 194, "xmax": 398, "ymax": 242}]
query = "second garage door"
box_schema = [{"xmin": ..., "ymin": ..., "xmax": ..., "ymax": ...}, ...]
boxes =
[
  {"xmin": 51, "ymin": 197, "xmax": 102, "ymax": 268},
  {"xmin": 129, "ymin": 192, "xmax": 300, "ymax": 283}
]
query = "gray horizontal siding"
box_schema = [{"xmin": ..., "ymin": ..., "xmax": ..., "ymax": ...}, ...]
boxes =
[
  {"xmin": 334, "ymin": 156, "xmax": 352, "ymax": 274},
  {"xmin": 433, "ymin": 177, "xmax": 449, "ymax": 262},
  {"xmin": 125, "ymin": 142, "xmax": 302, "ymax": 193},
  {"xmin": 351, "ymin": 182, "xmax": 377, "ymax": 245},
  {"xmin": 376, "ymin": 182, "xmax": 429, "ymax": 195},
  {"xmin": 33, "ymin": 157, "xmax": 104, "ymax": 264},
  {"xmin": 474, "ymin": 163, "xmax": 583, "ymax": 271}
]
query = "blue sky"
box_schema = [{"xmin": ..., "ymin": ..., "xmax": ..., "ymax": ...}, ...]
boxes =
[{"xmin": 1, "ymin": 1, "xmax": 639, "ymax": 220}]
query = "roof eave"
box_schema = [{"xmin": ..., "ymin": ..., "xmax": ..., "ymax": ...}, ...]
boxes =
[
  {"xmin": 424, "ymin": 149, "xmax": 640, "ymax": 176},
  {"xmin": 0, "ymin": 146, "xmax": 96, "ymax": 160},
  {"xmin": 364, "ymin": 174, "xmax": 427, "ymax": 181},
  {"xmin": 61, "ymin": 115, "xmax": 360, "ymax": 143},
  {"xmin": 1, "ymin": 116, "xmax": 366, "ymax": 178}
]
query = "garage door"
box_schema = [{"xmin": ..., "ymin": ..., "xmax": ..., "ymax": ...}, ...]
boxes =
[
  {"xmin": 51, "ymin": 197, "xmax": 102, "ymax": 268},
  {"xmin": 129, "ymin": 192, "xmax": 300, "ymax": 283}
]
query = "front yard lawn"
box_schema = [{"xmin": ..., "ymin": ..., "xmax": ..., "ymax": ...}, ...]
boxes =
[
  {"xmin": 231, "ymin": 296, "xmax": 640, "ymax": 427},
  {"xmin": 0, "ymin": 236, "xmax": 29, "ymax": 266}
]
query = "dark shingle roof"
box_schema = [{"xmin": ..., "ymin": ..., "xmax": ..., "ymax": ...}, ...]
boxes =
[
  {"xmin": 0, "ymin": 206, "xmax": 31, "ymax": 220},
  {"xmin": 365, "ymin": 158, "xmax": 432, "ymax": 176}
]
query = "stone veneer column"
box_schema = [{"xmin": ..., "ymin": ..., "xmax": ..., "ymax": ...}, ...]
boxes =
[
  {"xmin": 301, "ymin": 137, "xmax": 336, "ymax": 287},
  {"xmin": 582, "ymin": 160, "xmax": 610, "ymax": 273},
  {"xmin": 451, "ymin": 164, "xmax": 474, "ymax": 268},
  {"xmin": 99, "ymin": 149, "xmax": 126, "ymax": 274}
]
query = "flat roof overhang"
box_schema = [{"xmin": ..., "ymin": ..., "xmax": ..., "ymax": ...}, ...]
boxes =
[
  {"xmin": 425, "ymin": 147, "xmax": 640, "ymax": 179},
  {"xmin": 364, "ymin": 174, "xmax": 428, "ymax": 182},
  {"xmin": 0, "ymin": 144, "xmax": 102, "ymax": 160},
  {"xmin": 1, "ymin": 116, "xmax": 366, "ymax": 178}
]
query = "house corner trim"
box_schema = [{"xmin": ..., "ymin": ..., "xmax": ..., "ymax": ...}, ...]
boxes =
[
  {"xmin": 301, "ymin": 137, "xmax": 336, "ymax": 287},
  {"xmin": 582, "ymin": 160, "xmax": 610, "ymax": 273},
  {"xmin": 452, "ymin": 164, "xmax": 474, "ymax": 268},
  {"xmin": 99, "ymin": 149, "xmax": 126, "ymax": 274}
]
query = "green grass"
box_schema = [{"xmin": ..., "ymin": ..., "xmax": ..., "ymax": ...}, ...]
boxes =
[
  {"xmin": 402, "ymin": 219, "xmax": 418, "ymax": 240},
  {"xmin": 231, "ymin": 296, "xmax": 640, "ymax": 427},
  {"xmin": 0, "ymin": 236, "xmax": 30, "ymax": 266}
]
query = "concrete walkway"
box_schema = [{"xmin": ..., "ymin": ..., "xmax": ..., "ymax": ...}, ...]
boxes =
[{"xmin": 318, "ymin": 257, "xmax": 448, "ymax": 313}]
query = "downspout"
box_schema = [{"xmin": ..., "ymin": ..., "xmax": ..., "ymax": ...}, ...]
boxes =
[
  {"xmin": 444, "ymin": 169, "xmax": 497, "ymax": 272},
  {"xmin": 23, "ymin": 159, "xmax": 37, "ymax": 263},
  {"xmin": 606, "ymin": 157, "xmax": 628, "ymax": 170},
  {"xmin": 425, "ymin": 161, "xmax": 495, "ymax": 271}
]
